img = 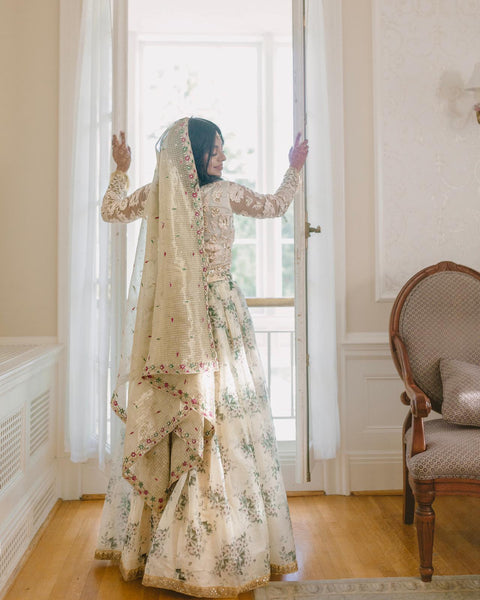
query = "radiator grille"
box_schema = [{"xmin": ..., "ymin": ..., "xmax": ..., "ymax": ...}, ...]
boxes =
[
  {"xmin": 0, "ymin": 517, "xmax": 29, "ymax": 586},
  {"xmin": 0, "ymin": 410, "xmax": 23, "ymax": 492},
  {"xmin": 33, "ymin": 483, "xmax": 56, "ymax": 531},
  {"xmin": 29, "ymin": 392, "xmax": 50, "ymax": 456}
]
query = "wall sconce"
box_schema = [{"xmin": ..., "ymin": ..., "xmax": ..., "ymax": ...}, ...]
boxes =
[{"xmin": 465, "ymin": 62, "xmax": 480, "ymax": 124}]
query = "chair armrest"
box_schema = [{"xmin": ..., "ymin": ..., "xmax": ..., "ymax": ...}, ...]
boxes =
[{"xmin": 392, "ymin": 335, "xmax": 431, "ymax": 418}]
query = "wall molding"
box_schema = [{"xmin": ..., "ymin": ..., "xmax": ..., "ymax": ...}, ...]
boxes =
[
  {"xmin": 338, "ymin": 332, "xmax": 406, "ymax": 492},
  {"xmin": 347, "ymin": 449, "xmax": 402, "ymax": 463},
  {"xmin": 341, "ymin": 332, "xmax": 390, "ymax": 353}
]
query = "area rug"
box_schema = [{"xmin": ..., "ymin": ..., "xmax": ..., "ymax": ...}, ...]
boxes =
[{"xmin": 254, "ymin": 576, "xmax": 480, "ymax": 599}]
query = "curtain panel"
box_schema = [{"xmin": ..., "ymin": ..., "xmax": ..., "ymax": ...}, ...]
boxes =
[
  {"xmin": 305, "ymin": 0, "xmax": 340, "ymax": 461},
  {"xmin": 66, "ymin": 0, "xmax": 113, "ymax": 465}
]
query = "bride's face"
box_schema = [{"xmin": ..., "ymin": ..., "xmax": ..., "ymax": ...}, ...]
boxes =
[{"xmin": 206, "ymin": 134, "xmax": 226, "ymax": 177}]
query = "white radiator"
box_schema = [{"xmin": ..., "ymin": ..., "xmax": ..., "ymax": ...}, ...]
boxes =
[{"xmin": 0, "ymin": 344, "xmax": 61, "ymax": 597}]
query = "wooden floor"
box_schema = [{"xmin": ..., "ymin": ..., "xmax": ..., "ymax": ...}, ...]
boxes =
[{"xmin": 4, "ymin": 495, "xmax": 480, "ymax": 600}]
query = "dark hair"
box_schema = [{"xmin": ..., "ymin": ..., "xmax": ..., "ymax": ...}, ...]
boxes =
[{"xmin": 188, "ymin": 118, "xmax": 224, "ymax": 186}]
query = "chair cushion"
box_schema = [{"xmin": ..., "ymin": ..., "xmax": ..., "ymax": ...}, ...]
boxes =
[
  {"xmin": 405, "ymin": 418, "xmax": 480, "ymax": 480},
  {"xmin": 440, "ymin": 358, "xmax": 480, "ymax": 427}
]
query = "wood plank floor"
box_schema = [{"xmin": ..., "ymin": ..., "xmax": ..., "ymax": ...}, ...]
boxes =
[{"xmin": 4, "ymin": 495, "xmax": 480, "ymax": 600}]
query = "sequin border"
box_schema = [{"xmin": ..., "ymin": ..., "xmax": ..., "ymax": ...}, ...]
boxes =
[{"xmin": 94, "ymin": 549, "xmax": 297, "ymax": 598}]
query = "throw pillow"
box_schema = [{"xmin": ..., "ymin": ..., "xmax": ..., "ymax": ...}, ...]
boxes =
[{"xmin": 439, "ymin": 358, "xmax": 480, "ymax": 427}]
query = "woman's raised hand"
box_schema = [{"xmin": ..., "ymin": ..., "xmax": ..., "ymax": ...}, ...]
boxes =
[
  {"xmin": 112, "ymin": 131, "xmax": 131, "ymax": 172},
  {"xmin": 289, "ymin": 133, "xmax": 309, "ymax": 171}
]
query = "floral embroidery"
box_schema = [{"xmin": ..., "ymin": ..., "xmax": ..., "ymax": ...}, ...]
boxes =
[
  {"xmin": 238, "ymin": 492, "xmax": 264, "ymax": 524},
  {"xmin": 217, "ymin": 389, "xmax": 243, "ymax": 420},
  {"xmin": 215, "ymin": 439, "xmax": 233, "ymax": 474},
  {"xmin": 261, "ymin": 484, "xmax": 280, "ymax": 518},
  {"xmin": 278, "ymin": 536, "xmax": 297, "ymax": 564},
  {"xmin": 261, "ymin": 428, "xmax": 277, "ymax": 455},
  {"xmin": 185, "ymin": 520, "xmax": 205, "ymax": 558},
  {"xmin": 240, "ymin": 437, "xmax": 256, "ymax": 460},
  {"xmin": 212, "ymin": 533, "xmax": 254, "ymax": 577},
  {"xmin": 150, "ymin": 528, "xmax": 169, "ymax": 558},
  {"xmin": 205, "ymin": 485, "xmax": 231, "ymax": 516},
  {"xmin": 174, "ymin": 493, "xmax": 188, "ymax": 520},
  {"xmin": 101, "ymin": 171, "xmax": 150, "ymax": 223}
]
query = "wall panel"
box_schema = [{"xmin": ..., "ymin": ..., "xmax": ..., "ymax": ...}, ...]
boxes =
[{"xmin": 373, "ymin": 0, "xmax": 480, "ymax": 300}]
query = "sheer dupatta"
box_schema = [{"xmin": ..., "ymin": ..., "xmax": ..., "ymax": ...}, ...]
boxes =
[{"xmin": 111, "ymin": 118, "xmax": 218, "ymax": 512}]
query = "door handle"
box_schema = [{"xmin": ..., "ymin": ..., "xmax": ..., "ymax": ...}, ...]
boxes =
[{"xmin": 306, "ymin": 222, "xmax": 321, "ymax": 238}]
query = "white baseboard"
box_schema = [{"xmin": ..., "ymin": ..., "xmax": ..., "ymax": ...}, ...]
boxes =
[
  {"xmin": 57, "ymin": 456, "xmax": 110, "ymax": 499},
  {"xmin": 347, "ymin": 451, "xmax": 402, "ymax": 492}
]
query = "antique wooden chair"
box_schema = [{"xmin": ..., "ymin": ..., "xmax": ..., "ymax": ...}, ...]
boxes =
[{"xmin": 389, "ymin": 261, "xmax": 480, "ymax": 582}]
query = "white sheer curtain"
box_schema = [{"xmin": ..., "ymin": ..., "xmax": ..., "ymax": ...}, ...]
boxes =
[
  {"xmin": 66, "ymin": 0, "xmax": 113, "ymax": 465},
  {"xmin": 305, "ymin": 0, "xmax": 340, "ymax": 460}
]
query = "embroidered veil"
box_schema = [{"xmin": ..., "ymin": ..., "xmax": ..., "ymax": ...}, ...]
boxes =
[{"xmin": 111, "ymin": 117, "xmax": 218, "ymax": 512}]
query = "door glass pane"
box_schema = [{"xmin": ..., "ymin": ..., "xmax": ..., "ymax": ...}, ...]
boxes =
[
  {"xmin": 282, "ymin": 243, "xmax": 295, "ymax": 297},
  {"xmin": 138, "ymin": 44, "xmax": 259, "ymax": 188}
]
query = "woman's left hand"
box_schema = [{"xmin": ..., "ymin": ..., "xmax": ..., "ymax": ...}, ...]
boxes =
[
  {"xmin": 289, "ymin": 133, "xmax": 309, "ymax": 171},
  {"xmin": 112, "ymin": 131, "xmax": 131, "ymax": 172}
]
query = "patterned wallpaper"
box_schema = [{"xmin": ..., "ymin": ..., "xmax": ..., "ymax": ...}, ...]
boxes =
[{"xmin": 374, "ymin": 0, "xmax": 480, "ymax": 299}]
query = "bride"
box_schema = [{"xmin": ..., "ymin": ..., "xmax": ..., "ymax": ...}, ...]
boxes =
[{"xmin": 95, "ymin": 117, "xmax": 308, "ymax": 597}]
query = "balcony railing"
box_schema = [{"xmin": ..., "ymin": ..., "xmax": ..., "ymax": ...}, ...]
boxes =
[{"xmin": 249, "ymin": 300, "xmax": 295, "ymax": 441}]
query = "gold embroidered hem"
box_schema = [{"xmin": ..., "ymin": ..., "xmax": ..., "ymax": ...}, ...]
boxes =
[
  {"xmin": 94, "ymin": 548, "xmax": 296, "ymax": 596},
  {"xmin": 94, "ymin": 550, "xmax": 297, "ymax": 580},
  {"xmin": 271, "ymin": 560, "xmax": 298, "ymax": 574},
  {"xmin": 94, "ymin": 549, "xmax": 122, "ymax": 561},
  {"xmin": 119, "ymin": 562, "xmax": 146, "ymax": 582},
  {"xmin": 95, "ymin": 550, "xmax": 145, "ymax": 581},
  {"xmin": 141, "ymin": 572, "xmax": 270, "ymax": 598}
]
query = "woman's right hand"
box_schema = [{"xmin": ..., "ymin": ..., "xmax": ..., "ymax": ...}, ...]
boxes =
[
  {"xmin": 288, "ymin": 133, "xmax": 309, "ymax": 171},
  {"xmin": 112, "ymin": 131, "xmax": 131, "ymax": 172}
]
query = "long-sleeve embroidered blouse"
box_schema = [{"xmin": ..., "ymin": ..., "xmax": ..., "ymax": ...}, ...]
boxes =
[{"xmin": 101, "ymin": 168, "xmax": 300, "ymax": 282}]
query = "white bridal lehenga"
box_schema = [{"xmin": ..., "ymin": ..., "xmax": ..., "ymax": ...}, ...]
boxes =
[{"xmin": 94, "ymin": 118, "xmax": 300, "ymax": 597}]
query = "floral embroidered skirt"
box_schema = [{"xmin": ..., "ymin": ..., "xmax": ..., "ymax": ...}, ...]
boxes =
[{"xmin": 94, "ymin": 277, "xmax": 297, "ymax": 597}]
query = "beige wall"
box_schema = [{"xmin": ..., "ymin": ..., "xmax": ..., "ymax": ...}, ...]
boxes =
[
  {"xmin": 0, "ymin": 0, "xmax": 59, "ymax": 337},
  {"xmin": 343, "ymin": 0, "xmax": 392, "ymax": 333}
]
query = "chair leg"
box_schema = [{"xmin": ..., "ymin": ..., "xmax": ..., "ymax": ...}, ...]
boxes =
[
  {"xmin": 403, "ymin": 446, "xmax": 414, "ymax": 524},
  {"xmin": 413, "ymin": 480, "xmax": 436, "ymax": 582}
]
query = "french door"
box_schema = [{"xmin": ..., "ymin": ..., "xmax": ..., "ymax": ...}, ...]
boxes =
[{"xmin": 111, "ymin": 0, "xmax": 318, "ymax": 489}]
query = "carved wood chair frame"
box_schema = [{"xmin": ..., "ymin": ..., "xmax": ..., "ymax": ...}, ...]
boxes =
[{"xmin": 389, "ymin": 260, "xmax": 480, "ymax": 582}]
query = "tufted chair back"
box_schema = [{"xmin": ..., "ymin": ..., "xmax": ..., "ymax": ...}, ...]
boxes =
[{"xmin": 396, "ymin": 269, "xmax": 480, "ymax": 413}]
